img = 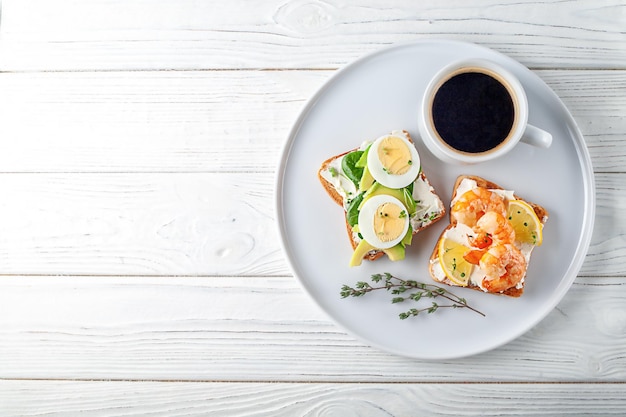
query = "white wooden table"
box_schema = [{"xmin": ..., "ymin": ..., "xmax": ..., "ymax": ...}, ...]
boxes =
[{"xmin": 1, "ymin": 1, "xmax": 625, "ymax": 415}]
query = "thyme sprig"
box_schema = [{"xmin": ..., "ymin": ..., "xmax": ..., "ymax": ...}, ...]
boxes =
[{"xmin": 340, "ymin": 272, "xmax": 485, "ymax": 319}]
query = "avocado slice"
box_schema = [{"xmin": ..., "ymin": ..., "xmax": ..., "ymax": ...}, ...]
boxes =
[
  {"xmin": 349, "ymin": 239, "xmax": 408, "ymax": 266},
  {"xmin": 359, "ymin": 165, "xmax": 376, "ymax": 191},
  {"xmin": 349, "ymin": 239, "xmax": 376, "ymax": 267},
  {"xmin": 383, "ymin": 243, "xmax": 405, "ymax": 261},
  {"xmin": 355, "ymin": 144, "xmax": 371, "ymax": 168},
  {"xmin": 401, "ymin": 226, "xmax": 413, "ymax": 247},
  {"xmin": 359, "ymin": 184, "xmax": 417, "ymax": 216}
]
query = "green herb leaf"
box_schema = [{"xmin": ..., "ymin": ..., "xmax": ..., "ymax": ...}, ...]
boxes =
[
  {"xmin": 342, "ymin": 151, "xmax": 364, "ymax": 188},
  {"xmin": 340, "ymin": 272, "xmax": 485, "ymax": 320},
  {"xmin": 346, "ymin": 192, "xmax": 364, "ymax": 227},
  {"xmin": 402, "ymin": 188, "xmax": 416, "ymax": 215}
]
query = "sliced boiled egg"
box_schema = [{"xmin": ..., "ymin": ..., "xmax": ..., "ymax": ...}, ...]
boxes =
[
  {"xmin": 366, "ymin": 134, "xmax": 420, "ymax": 189},
  {"xmin": 358, "ymin": 194, "xmax": 410, "ymax": 249}
]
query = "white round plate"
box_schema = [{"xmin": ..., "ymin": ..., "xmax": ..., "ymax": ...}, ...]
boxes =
[{"xmin": 275, "ymin": 39, "xmax": 595, "ymax": 359}]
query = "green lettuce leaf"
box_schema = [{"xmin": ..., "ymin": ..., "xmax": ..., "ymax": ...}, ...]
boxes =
[
  {"xmin": 346, "ymin": 192, "xmax": 364, "ymax": 227},
  {"xmin": 341, "ymin": 151, "xmax": 364, "ymax": 188}
]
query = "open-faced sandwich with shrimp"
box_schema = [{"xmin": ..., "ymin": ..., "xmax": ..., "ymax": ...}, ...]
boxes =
[
  {"xmin": 429, "ymin": 175, "xmax": 548, "ymax": 297},
  {"xmin": 318, "ymin": 130, "xmax": 446, "ymax": 266}
]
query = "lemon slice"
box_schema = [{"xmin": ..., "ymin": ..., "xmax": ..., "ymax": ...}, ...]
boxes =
[
  {"xmin": 438, "ymin": 237, "xmax": 472, "ymax": 286},
  {"xmin": 507, "ymin": 200, "xmax": 543, "ymax": 246}
]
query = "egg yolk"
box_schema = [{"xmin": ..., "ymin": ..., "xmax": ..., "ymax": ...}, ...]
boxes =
[
  {"xmin": 374, "ymin": 202, "xmax": 406, "ymax": 243},
  {"xmin": 377, "ymin": 136, "xmax": 413, "ymax": 175}
]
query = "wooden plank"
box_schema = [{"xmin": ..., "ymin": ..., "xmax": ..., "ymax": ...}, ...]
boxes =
[
  {"xmin": 1, "ymin": 0, "xmax": 625, "ymax": 71},
  {"xmin": 0, "ymin": 70, "xmax": 325, "ymax": 173},
  {"xmin": 0, "ymin": 171, "xmax": 619, "ymax": 276},
  {"xmin": 0, "ymin": 173, "xmax": 283, "ymax": 276},
  {"xmin": 0, "ymin": 275, "xmax": 624, "ymax": 382},
  {"xmin": 0, "ymin": 70, "xmax": 624, "ymax": 173},
  {"xmin": 1, "ymin": 380, "xmax": 626, "ymax": 416},
  {"xmin": 589, "ymin": 174, "xmax": 626, "ymax": 275},
  {"xmin": 0, "ymin": 1, "xmax": 620, "ymax": 414}
]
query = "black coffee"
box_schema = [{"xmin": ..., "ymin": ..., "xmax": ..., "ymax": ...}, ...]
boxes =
[{"xmin": 431, "ymin": 71, "xmax": 515, "ymax": 153}]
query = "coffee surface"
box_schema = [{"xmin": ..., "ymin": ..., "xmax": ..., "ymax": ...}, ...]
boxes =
[{"xmin": 432, "ymin": 71, "xmax": 515, "ymax": 153}]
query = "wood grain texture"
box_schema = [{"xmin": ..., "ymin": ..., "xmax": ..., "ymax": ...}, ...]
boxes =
[
  {"xmin": 0, "ymin": 0, "xmax": 624, "ymax": 413},
  {"xmin": 0, "ymin": 70, "xmax": 324, "ymax": 173},
  {"xmin": 1, "ymin": 0, "xmax": 625, "ymax": 71},
  {"xmin": 1, "ymin": 380, "xmax": 626, "ymax": 416},
  {"xmin": 0, "ymin": 173, "xmax": 282, "ymax": 276},
  {"xmin": 0, "ymin": 276, "xmax": 624, "ymax": 382},
  {"xmin": 0, "ymin": 70, "xmax": 623, "ymax": 173},
  {"xmin": 0, "ymin": 172, "xmax": 619, "ymax": 277}
]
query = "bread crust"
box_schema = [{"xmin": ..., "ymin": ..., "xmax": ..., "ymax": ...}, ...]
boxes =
[
  {"xmin": 430, "ymin": 175, "xmax": 548, "ymax": 297},
  {"xmin": 318, "ymin": 150, "xmax": 385, "ymax": 261},
  {"xmin": 317, "ymin": 150, "xmax": 351, "ymax": 208},
  {"xmin": 318, "ymin": 131, "xmax": 444, "ymax": 262}
]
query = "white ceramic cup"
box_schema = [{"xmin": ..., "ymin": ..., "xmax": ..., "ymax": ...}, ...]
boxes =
[{"xmin": 418, "ymin": 58, "xmax": 552, "ymax": 164}]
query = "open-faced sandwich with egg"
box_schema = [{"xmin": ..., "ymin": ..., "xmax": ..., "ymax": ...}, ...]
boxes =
[
  {"xmin": 318, "ymin": 130, "xmax": 445, "ymax": 266},
  {"xmin": 429, "ymin": 175, "xmax": 548, "ymax": 297}
]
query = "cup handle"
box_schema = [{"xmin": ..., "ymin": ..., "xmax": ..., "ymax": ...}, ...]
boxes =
[{"xmin": 521, "ymin": 124, "xmax": 552, "ymax": 148}]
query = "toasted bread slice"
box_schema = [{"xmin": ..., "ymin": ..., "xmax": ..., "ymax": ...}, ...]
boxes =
[
  {"xmin": 318, "ymin": 130, "xmax": 445, "ymax": 263},
  {"xmin": 429, "ymin": 175, "xmax": 548, "ymax": 297},
  {"xmin": 318, "ymin": 150, "xmax": 351, "ymax": 208}
]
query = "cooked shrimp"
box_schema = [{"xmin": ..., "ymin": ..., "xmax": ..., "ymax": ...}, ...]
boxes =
[
  {"xmin": 479, "ymin": 244, "xmax": 527, "ymax": 293},
  {"xmin": 463, "ymin": 211, "xmax": 515, "ymax": 264},
  {"xmin": 451, "ymin": 187, "xmax": 506, "ymax": 227},
  {"xmin": 463, "ymin": 248, "xmax": 486, "ymax": 265},
  {"xmin": 469, "ymin": 211, "xmax": 515, "ymax": 248}
]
